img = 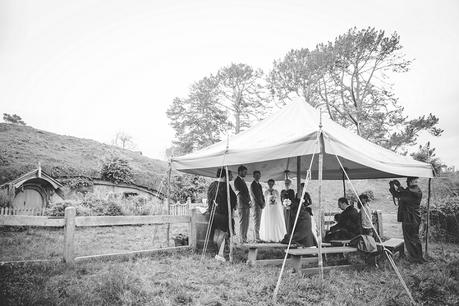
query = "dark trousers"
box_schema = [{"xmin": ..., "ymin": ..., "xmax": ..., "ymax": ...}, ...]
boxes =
[
  {"xmin": 239, "ymin": 207, "xmax": 250, "ymax": 242},
  {"xmin": 253, "ymin": 206, "xmax": 262, "ymax": 240},
  {"xmin": 402, "ymin": 222, "xmax": 423, "ymax": 260}
]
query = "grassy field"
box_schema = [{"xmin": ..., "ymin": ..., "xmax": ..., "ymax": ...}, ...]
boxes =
[
  {"xmin": 0, "ymin": 224, "xmax": 189, "ymax": 262},
  {"xmin": 0, "ymin": 243, "xmax": 458, "ymax": 305},
  {"xmin": 1, "ymin": 176, "xmax": 456, "ymax": 304}
]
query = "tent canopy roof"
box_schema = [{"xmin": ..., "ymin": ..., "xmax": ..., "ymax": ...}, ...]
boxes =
[{"xmin": 172, "ymin": 100, "xmax": 433, "ymax": 180}]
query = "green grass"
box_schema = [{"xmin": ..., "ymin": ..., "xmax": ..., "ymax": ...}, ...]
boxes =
[
  {"xmin": 0, "ymin": 224, "xmax": 189, "ymax": 261},
  {"xmin": 0, "ymin": 243, "xmax": 458, "ymax": 305},
  {"xmin": 0, "ymin": 123, "xmax": 168, "ymax": 188}
]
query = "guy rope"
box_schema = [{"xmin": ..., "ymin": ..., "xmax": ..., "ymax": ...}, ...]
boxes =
[
  {"xmin": 273, "ymin": 132, "xmax": 320, "ymax": 302},
  {"xmin": 333, "ymin": 150, "xmax": 416, "ymax": 305}
]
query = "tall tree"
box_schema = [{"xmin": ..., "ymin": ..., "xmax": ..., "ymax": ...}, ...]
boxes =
[
  {"xmin": 167, "ymin": 63, "xmax": 269, "ymax": 153},
  {"xmin": 269, "ymin": 27, "xmax": 442, "ymax": 152},
  {"xmin": 269, "ymin": 47, "xmax": 332, "ymax": 108},
  {"xmin": 166, "ymin": 76, "xmax": 230, "ymax": 154},
  {"xmin": 217, "ymin": 63, "xmax": 269, "ymax": 133}
]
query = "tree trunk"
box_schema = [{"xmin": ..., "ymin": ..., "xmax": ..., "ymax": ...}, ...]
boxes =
[{"xmin": 235, "ymin": 112, "xmax": 240, "ymax": 134}]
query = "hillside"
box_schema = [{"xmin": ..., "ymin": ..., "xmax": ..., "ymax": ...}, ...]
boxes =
[{"xmin": 0, "ymin": 123, "xmax": 168, "ymax": 189}]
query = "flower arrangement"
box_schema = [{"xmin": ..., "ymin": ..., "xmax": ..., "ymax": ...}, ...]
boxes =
[{"xmin": 282, "ymin": 199, "xmax": 292, "ymax": 209}]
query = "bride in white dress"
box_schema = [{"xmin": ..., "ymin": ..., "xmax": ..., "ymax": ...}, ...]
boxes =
[{"xmin": 260, "ymin": 179, "xmax": 287, "ymax": 242}]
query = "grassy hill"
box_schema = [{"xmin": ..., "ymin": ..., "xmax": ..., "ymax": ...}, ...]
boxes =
[{"xmin": 0, "ymin": 123, "xmax": 168, "ymax": 189}]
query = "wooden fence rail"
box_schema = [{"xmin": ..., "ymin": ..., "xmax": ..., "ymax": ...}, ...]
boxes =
[{"xmin": 0, "ymin": 207, "xmax": 193, "ymax": 265}]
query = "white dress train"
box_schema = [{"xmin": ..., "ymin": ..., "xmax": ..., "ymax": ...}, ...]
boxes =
[{"xmin": 260, "ymin": 189, "xmax": 286, "ymax": 242}]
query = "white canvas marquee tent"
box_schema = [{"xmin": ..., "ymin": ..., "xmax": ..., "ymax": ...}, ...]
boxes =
[
  {"xmin": 172, "ymin": 99, "xmax": 434, "ymax": 180},
  {"xmin": 171, "ymin": 99, "xmax": 432, "ymax": 301}
]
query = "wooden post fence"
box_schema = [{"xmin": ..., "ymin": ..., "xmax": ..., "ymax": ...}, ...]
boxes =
[
  {"xmin": 0, "ymin": 207, "xmax": 192, "ymax": 265},
  {"xmin": 63, "ymin": 207, "xmax": 76, "ymax": 264}
]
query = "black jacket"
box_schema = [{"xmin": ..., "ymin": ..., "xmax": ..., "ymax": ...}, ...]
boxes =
[
  {"xmin": 234, "ymin": 176, "xmax": 250, "ymax": 209},
  {"xmin": 331, "ymin": 205, "xmax": 361, "ymax": 238},
  {"xmin": 390, "ymin": 186, "xmax": 422, "ymax": 225},
  {"xmin": 207, "ymin": 181, "xmax": 237, "ymax": 215},
  {"xmin": 250, "ymin": 180, "xmax": 265, "ymax": 209}
]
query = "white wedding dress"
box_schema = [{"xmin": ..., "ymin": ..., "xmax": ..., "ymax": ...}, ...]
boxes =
[{"xmin": 260, "ymin": 189, "xmax": 287, "ymax": 242}]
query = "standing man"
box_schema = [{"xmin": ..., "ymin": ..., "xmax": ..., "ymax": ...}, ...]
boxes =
[
  {"xmin": 389, "ymin": 177, "xmax": 425, "ymax": 263},
  {"xmin": 250, "ymin": 170, "xmax": 265, "ymax": 242},
  {"xmin": 234, "ymin": 165, "xmax": 251, "ymax": 243}
]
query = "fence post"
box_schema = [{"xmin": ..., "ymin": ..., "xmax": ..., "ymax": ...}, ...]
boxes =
[
  {"xmin": 376, "ymin": 210, "xmax": 384, "ymax": 237},
  {"xmin": 189, "ymin": 208, "xmax": 198, "ymax": 249},
  {"xmin": 64, "ymin": 206, "xmax": 76, "ymax": 264}
]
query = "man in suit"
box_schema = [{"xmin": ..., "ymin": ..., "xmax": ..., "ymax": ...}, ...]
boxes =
[
  {"xmin": 324, "ymin": 197, "xmax": 360, "ymax": 242},
  {"xmin": 234, "ymin": 165, "xmax": 251, "ymax": 243},
  {"xmin": 389, "ymin": 177, "xmax": 425, "ymax": 263},
  {"xmin": 250, "ymin": 170, "xmax": 265, "ymax": 242}
]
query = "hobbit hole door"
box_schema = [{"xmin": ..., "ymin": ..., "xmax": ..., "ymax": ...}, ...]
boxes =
[{"xmin": 12, "ymin": 189, "xmax": 44, "ymax": 211}]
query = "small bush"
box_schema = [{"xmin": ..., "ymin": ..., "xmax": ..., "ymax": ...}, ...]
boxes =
[
  {"xmin": 101, "ymin": 157, "xmax": 134, "ymax": 184},
  {"xmin": 61, "ymin": 177, "xmax": 93, "ymax": 191},
  {"xmin": 46, "ymin": 194, "xmax": 162, "ymax": 217},
  {"xmin": 0, "ymin": 189, "xmax": 10, "ymax": 208},
  {"xmin": 422, "ymin": 195, "xmax": 459, "ymax": 243},
  {"xmin": 104, "ymin": 202, "xmax": 123, "ymax": 216}
]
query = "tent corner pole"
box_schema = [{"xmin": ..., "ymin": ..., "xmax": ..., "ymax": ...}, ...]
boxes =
[
  {"xmin": 317, "ymin": 145, "xmax": 324, "ymax": 281},
  {"xmin": 225, "ymin": 166, "xmax": 234, "ymax": 263},
  {"xmin": 166, "ymin": 158, "xmax": 172, "ymax": 247},
  {"xmin": 296, "ymin": 156, "xmax": 301, "ymax": 194},
  {"xmin": 425, "ymin": 177, "xmax": 432, "ymax": 257}
]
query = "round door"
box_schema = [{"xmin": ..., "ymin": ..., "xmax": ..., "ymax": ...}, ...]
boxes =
[{"xmin": 12, "ymin": 189, "xmax": 44, "ymax": 210}]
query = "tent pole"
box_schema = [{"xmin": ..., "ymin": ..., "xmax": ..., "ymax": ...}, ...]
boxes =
[
  {"xmin": 342, "ymin": 171, "xmax": 346, "ymax": 197},
  {"xmin": 296, "ymin": 156, "xmax": 301, "ymax": 194},
  {"xmin": 166, "ymin": 158, "xmax": 172, "ymax": 247},
  {"xmin": 425, "ymin": 178, "xmax": 432, "ymax": 257},
  {"xmin": 225, "ymin": 166, "xmax": 234, "ymax": 263},
  {"xmin": 317, "ymin": 132, "xmax": 324, "ymax": 281}
]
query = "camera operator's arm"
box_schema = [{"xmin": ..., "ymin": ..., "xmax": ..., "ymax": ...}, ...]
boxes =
[{"xmin": 389, "ymin": 180, "xmax": 401, "ymax": 198}]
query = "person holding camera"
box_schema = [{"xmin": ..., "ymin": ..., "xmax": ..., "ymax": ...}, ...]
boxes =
[{"xmin": 389, "ymin": 177, "xmax": 425, "ymax": 263}]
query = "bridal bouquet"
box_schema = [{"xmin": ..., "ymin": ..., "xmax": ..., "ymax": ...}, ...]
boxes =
[
  {"xmin": 269, "ymin": 195, "xmax": 276, "ymax": 205},
  {"xmin": 282, "ymin": 199, "xmax": 292, "ymax": 209}
]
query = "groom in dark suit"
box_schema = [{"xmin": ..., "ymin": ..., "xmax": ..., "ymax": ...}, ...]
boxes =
[
  {"xmin": 250, "ymin": 170, "xmax": 265, "ymax": 242},
  {"xmin": 234, "ymin": 165, "xmax": 251, "ymax": 243}
]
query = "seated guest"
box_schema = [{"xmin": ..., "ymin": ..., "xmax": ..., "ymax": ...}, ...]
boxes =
[
  {"xmin": 324, "ymin": 197, "xmax": 360, "ymax": 242},
  {"xmin": 358, "ymin": 194, "xmax": 373, "ymax": 236},
  {"xmin": 281, "ymin": 183, "xmax": 315, "ymax": 247},
  {"xmin": 206, "ymin": 168, "xmax": 237, "ymax": 261}
]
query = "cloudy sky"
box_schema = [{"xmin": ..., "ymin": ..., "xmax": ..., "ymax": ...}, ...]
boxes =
[{"xmin": 1, "ymin": 0, "xmax": 458, "ymax": 167}]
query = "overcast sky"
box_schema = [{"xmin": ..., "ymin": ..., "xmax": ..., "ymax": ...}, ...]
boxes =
[{"xmin": 1, "ymin": 0, "xmax": 458, "ymax": 168}]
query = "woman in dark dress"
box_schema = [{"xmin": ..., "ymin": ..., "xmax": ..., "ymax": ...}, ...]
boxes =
[
  {"xmin": 280, "ymin": 179, "xmax": 295, "ymax": 232},
  {"xmin": 281, "ymin": 183, "xmax": 315, "ymax": 247}
]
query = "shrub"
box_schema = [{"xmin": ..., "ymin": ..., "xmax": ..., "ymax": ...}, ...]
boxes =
[
  {"xmin": 100, "ymin": 157, "xmax": 134, "ymax": 184},
  {"xmin": 61, "ymin": 177, "xmax": 93, "ymax": 191},
  {"xmin": 104, "ymin": 202, "xmax": 123, "ymax": 216},
  {"xmin": 422, "ymin": 195, "xmax": 459, "ymax": 243},
  {"xmin": 0, "ymin": 189, "xmax": 10, "ymax": 208},
  {"xmin": 45, "ymin": 200, "xmax": 90, "ymax": 217}
]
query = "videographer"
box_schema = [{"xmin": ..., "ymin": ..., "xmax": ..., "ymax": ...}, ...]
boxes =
[{"xmin": 389, "ymin": 177, "xmax": 425, "ymax": 263}]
